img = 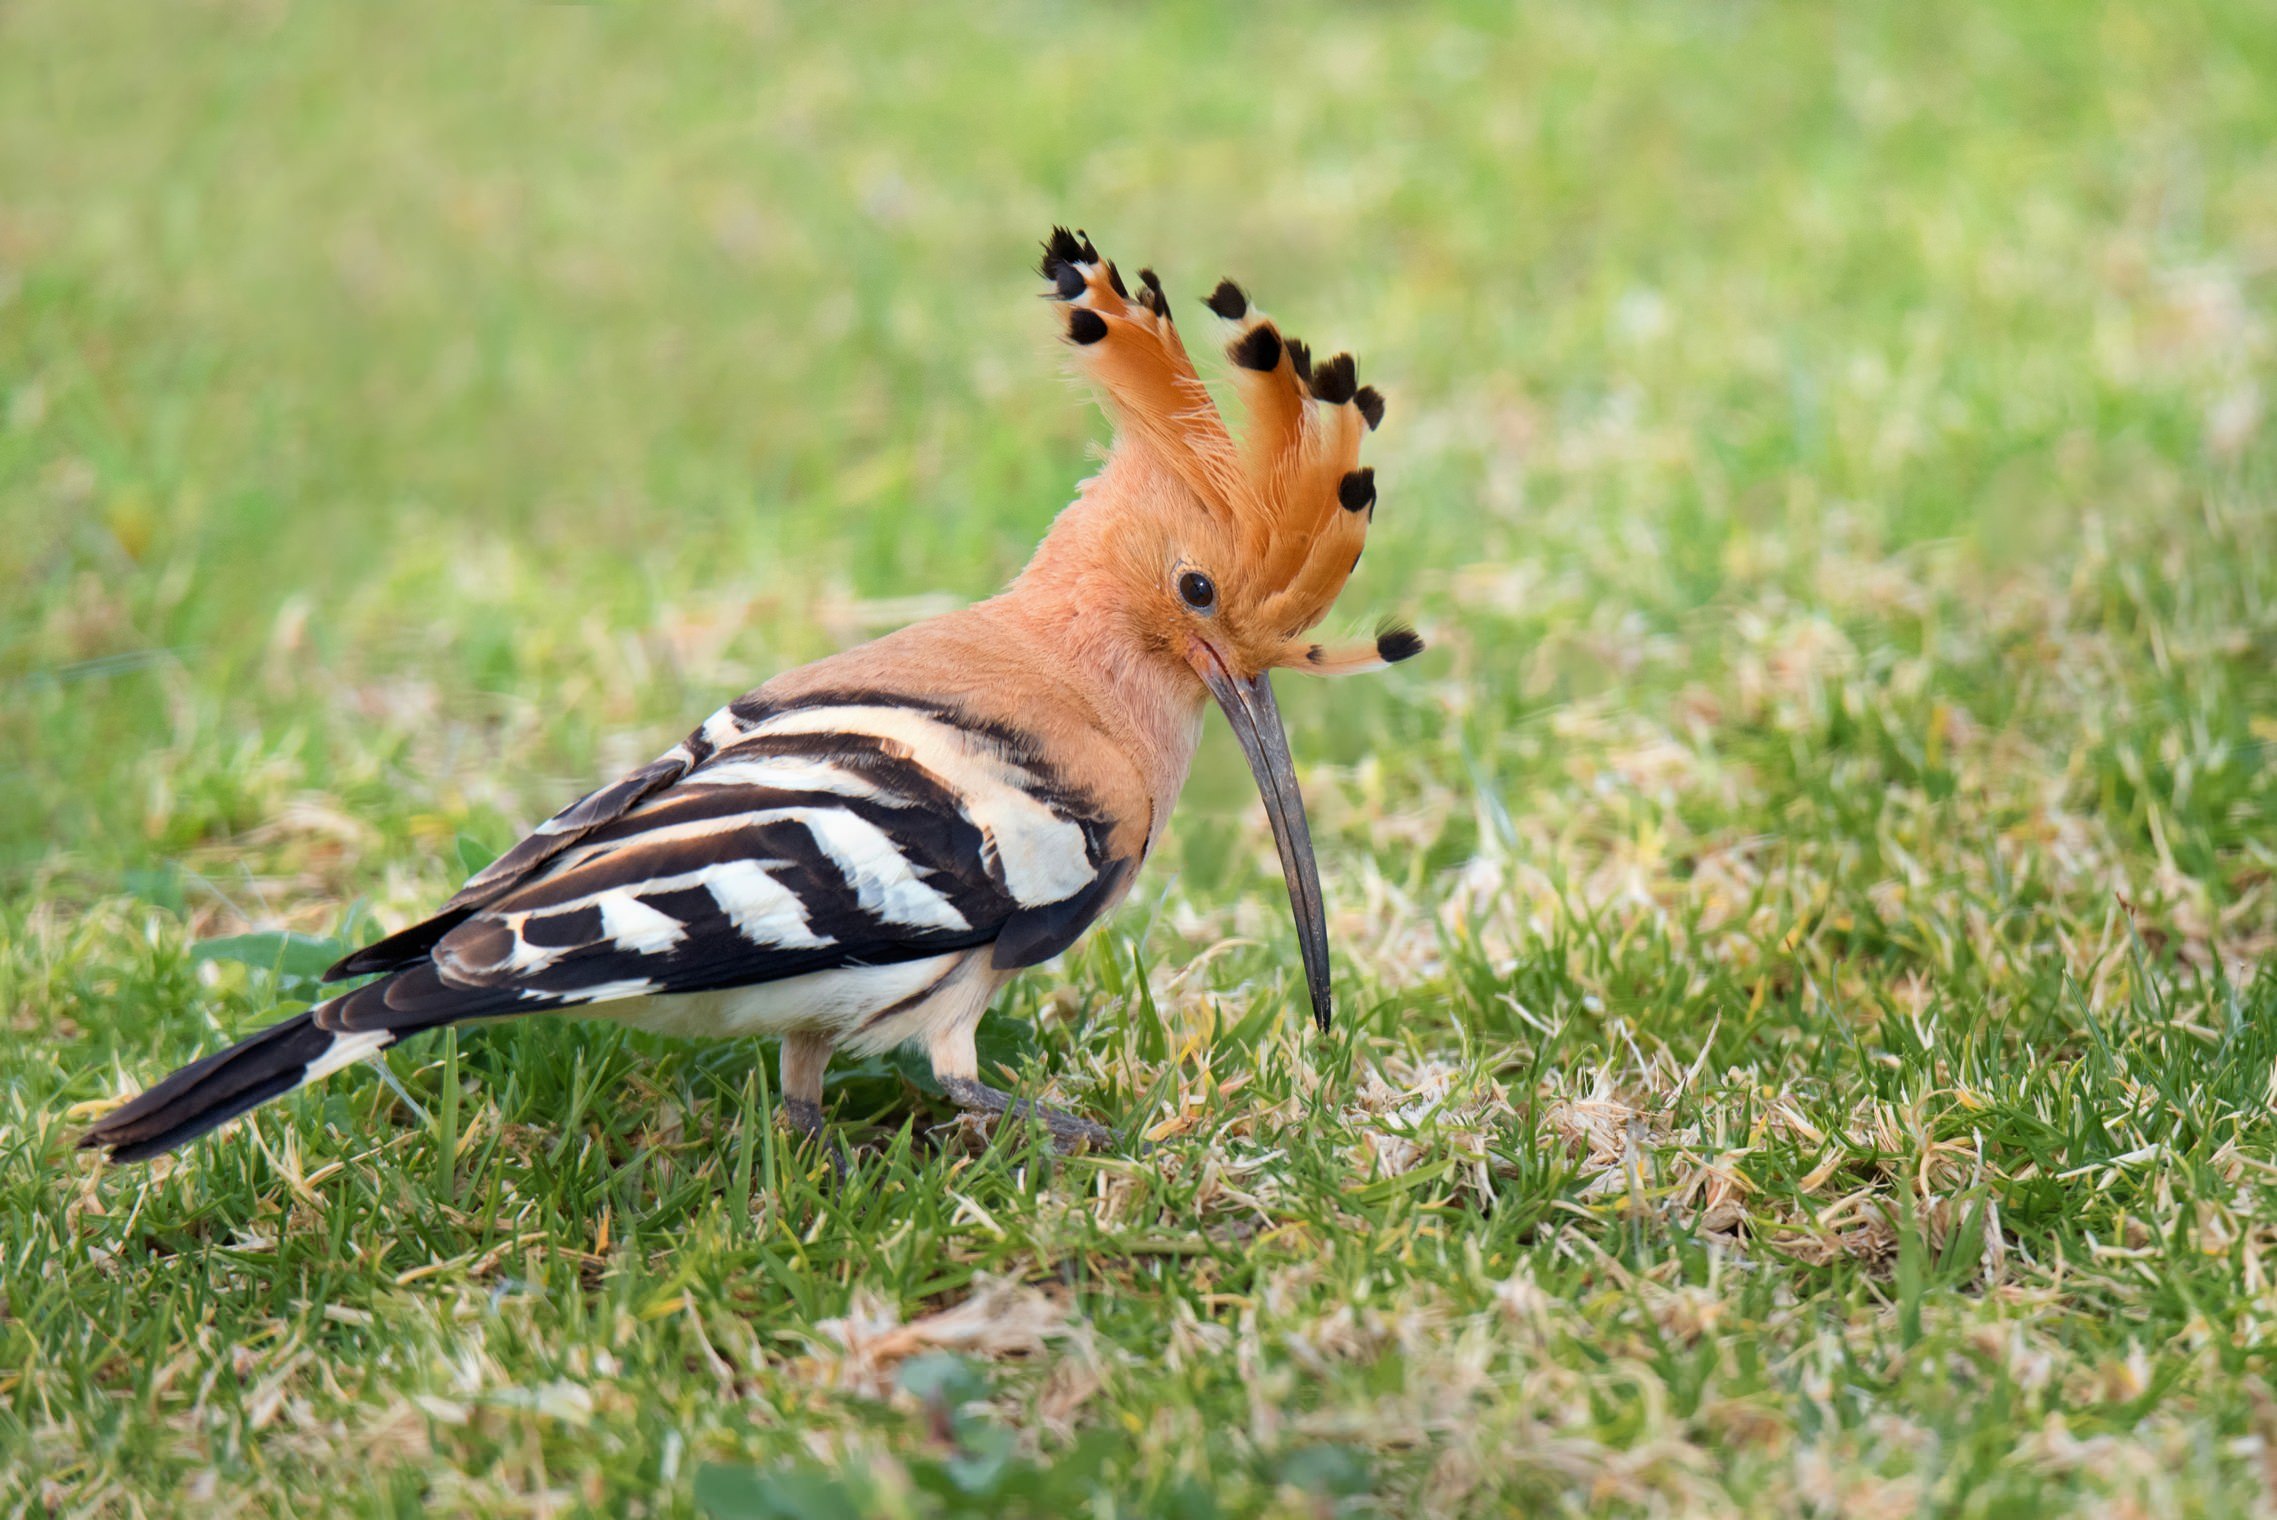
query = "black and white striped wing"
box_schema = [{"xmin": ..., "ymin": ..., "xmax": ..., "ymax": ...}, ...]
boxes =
[{"xmin": 319, "ymin": 694, "xmax": 1130, "ymax": 1033}]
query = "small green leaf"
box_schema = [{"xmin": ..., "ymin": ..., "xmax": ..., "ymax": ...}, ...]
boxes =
[
  {"xmin": 941, "ymin": 1434, "xmax": 1014, "ymax": 1497},
  {"xmin": 122, "ymin": 864, "xmax": 185, "ymax": 913},
  {"xmin": 693, "ymin": 1464, "xmax": 860, "ymax": 1520},
  {"xmin": 190, "ymin": 931, "xmax": 348, "ymax": 985},
  {"xmin": 973, "ymin": 1012, "xmax": 1038, "ymax": 1078},
  {"xmin": 887, "ymin": 1043, "xmax": 944, "ymax": 1097},
  {"xmin": 1275, "ymin": 1444, "xmax": 1372, "ymax": 1497},
  {"xmin": 456, "ymin": 833, "xmax": 501, "ymax": 878},
  {"xmin": 897, "ymin": 1350, "xmax": 986, "ymax": 1409}
]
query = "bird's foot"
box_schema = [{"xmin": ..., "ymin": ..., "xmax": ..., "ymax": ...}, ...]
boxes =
[
  {"xmin": 778, "ymin": 1097, "xmax": 849, "ymax": 1178},
  {"xmin": 940, "ymin": 1076, "xmax": 1116, "ymax": 1153}
]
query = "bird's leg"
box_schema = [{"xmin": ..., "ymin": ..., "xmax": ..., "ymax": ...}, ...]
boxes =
[
  {"xmin": 778, "ymin": 1030, "xmax": 844, "ymax": 1170},
  {"xmin": 928, "ymin": 1015, "xmax": 1115, "ymax": 1152}
]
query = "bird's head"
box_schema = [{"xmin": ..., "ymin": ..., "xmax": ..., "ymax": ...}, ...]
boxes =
[{"xmin": 1017, "ymin": 228, "xmax": 1422, "ymax": 1034}]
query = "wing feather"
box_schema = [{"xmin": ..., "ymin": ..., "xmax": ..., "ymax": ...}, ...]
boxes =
[{"xmin": 318, "ymin": 694, "xmax": 1130, "ymax": 1032}]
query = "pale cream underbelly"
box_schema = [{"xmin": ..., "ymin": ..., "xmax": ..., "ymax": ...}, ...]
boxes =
[{"xmin": 591, "ymin": 950, "xmax": 976, "ymax": 1055}]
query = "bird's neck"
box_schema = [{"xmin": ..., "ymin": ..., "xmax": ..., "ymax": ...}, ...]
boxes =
[
  {"xmin": 986, "ymin": 455, "xmax": 1209, "ymax": 838},
  {"xmin": 986, "ymin": 586, "xmax": 1205, "ymax": 836}
]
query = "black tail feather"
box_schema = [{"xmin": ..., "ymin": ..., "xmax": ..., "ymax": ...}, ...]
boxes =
[{"xmin": 80, "ymin": 1013, "xmax": 341, "ymax": 1163}]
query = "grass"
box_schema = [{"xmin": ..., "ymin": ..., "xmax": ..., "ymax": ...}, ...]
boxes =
[{"xmin": 5, "ymin": 0, "xmax": 2277, "ymax": 1513}]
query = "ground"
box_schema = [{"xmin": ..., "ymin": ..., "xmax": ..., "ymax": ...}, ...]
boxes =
[{"xmin": 5, "ymin": 1, "xmax": 2277, "ymax": 1515}]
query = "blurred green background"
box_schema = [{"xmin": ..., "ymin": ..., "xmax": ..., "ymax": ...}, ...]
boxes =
[
  {"xmin": 6, "ymin": 1, "xmax": 2277, "ymax": 1515},
  {"xmin": 11, "ymin": 0, "xmax": 2265, "ymax": 877}
]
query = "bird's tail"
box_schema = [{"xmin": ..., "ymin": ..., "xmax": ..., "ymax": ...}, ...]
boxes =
[{"xmin": 79, "ymin": 1008, "xmax": 397, "ymax": 1163}]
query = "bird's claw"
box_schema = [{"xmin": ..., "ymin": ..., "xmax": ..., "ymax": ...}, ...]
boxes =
[{"xmin": 940, "ymin": 1076, "xmax": 1118, "ymax": 1153}]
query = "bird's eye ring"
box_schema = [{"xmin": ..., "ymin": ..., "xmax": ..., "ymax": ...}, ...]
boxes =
[{"xmin": 1177, "ymin": 570, "xmax": 1217, "ymax": 613}]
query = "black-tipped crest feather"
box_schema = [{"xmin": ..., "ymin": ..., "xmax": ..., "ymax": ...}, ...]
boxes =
[
  {"xmin": 1203, "ymin": 279, "xmax": 1248, "ymax": 320},
  {"xmin": 1138, "ymin": 267, "xmax": 1170, "ymax": 320},
  {"xmin": 1338, "ymin": 468, "xmax": 1377, "ymax": 513},
  {"xmin": 1285, "ymin": 338, "xmax": 1313, "ymax": 387},
  {"xmin": 1376, "ymin": 625, "xmax": 1424, "ymax": 664},
  {"xmin": 1041, "ymin": 226, "xmax": 1086, "ymax": 275},
  {"xmin": 1312, "ymin": 353, "xmax": 1357, "ymax": 406},
  {"xmin": 1230, "ymin": 325, "xmax": 1283, "ymax": 372}
]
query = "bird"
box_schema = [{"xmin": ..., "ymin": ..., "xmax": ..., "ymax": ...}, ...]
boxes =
[{"xmin": 80, "ymin": 228, "xmax": 1423, "ymax": 1165}]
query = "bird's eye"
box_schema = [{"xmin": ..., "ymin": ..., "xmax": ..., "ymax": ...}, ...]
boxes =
[{"xmin": 1177, "ymin": 570, "xmax": 1217, "ymax": 612}]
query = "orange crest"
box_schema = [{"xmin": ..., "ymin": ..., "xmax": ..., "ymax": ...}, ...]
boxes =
[{"xmin": 1038, "ymin": 228, "xmax": 1415, "ymax": 678}]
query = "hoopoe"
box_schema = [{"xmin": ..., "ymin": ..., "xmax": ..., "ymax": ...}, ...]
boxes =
[{"xmin": 81, "ymin": 228, "xmax": 1421, "ymax": 1164}]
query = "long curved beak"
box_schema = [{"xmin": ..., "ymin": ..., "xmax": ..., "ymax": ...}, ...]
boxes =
[{"xmin": 1189, "ymin": 644, "xmax": 1333, "ymax": 1032}]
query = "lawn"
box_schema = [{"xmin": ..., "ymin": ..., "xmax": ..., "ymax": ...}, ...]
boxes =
[{"xmin": 5, "ymin": 0, "xmax": 2277, "ymax": 1514}]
